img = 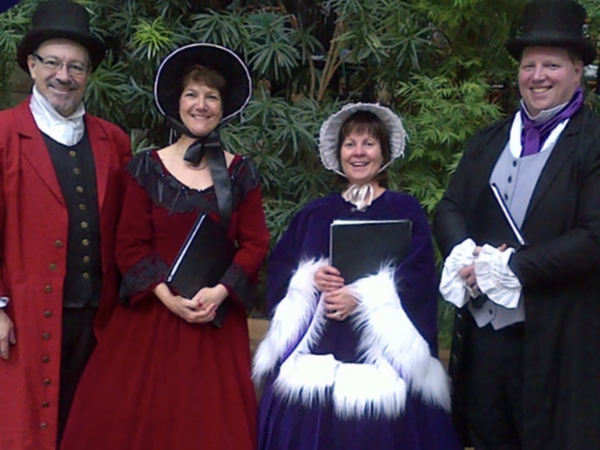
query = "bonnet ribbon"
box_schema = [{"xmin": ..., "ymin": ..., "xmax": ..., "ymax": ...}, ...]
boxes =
[{"xmin": 166, "ymin": 117, "xmax": 232, "ymax": 228}]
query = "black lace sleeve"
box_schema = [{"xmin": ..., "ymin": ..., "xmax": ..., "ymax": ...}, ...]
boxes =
[
  {"xmin": 221, "ymin": 262, "xmax": 257, "ymax": 309},
  {"xmin": 119, "ymin": 253, "xmax": 170, "ymax": 306}
]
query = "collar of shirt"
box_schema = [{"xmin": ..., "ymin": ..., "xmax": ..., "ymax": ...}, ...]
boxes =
[
  {"xmin": 29, "ymin": 86, "xmax": 85, "ymax": 146},
  {"xmin": 520, "ymin": 98, "xmax": 569, "ymax": 124},
  {"xmin": 508, "ymin": 111, "xmax": 569, "ymax": 159}
]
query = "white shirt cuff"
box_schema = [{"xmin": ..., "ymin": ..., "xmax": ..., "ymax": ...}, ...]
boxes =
[
  {"xmin": 439, "ymin": 238, "xmax": 477, "ymax": 308},
  {"xmin": 474, "ymin": 244, "xmax": 522, "ymax": 309}
]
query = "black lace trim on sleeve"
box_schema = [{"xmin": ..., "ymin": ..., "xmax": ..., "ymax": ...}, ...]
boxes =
[
  {"xmin": 221, "ymin": 262, "xmax": 257, "ymax": 310},
  {"xmin": 119, "ymin": 253, "xmax": 169, "ymax": 305},
  {"xmin": 126, "ymin": 151, "xmax": 261, "ymax": 216}
]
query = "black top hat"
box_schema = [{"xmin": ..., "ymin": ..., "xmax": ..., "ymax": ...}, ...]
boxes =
[
  {"xmin": 506, "ymin": 0, "xmax": 596, "ymax": 64},
  {"xmin": 17, "ymin": 0, "xmax": 106, "ymax": 73},
  {"xmin": 154, "ymin": 43, "xmax": 252, "ymax": 130}
]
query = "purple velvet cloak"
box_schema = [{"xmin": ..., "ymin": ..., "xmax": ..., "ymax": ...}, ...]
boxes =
[{"xmin": 256, "ymin": 191, "xmax": 462, "ymax": 450}]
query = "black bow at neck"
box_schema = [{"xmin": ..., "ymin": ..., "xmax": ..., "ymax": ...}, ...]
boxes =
[{"xmin": 165, "ymin": 116, "xmax": 232, "ymax": 228}]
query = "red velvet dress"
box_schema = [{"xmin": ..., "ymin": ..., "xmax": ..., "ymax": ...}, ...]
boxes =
[{"xmin": 60, "ymin": 150, "xmax": 270, "ymax": 450}]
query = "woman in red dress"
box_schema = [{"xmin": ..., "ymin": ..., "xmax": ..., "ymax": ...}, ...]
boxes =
[{"xmin": 60, "ymin": 43, "xmax": 269, "ymax": 450}]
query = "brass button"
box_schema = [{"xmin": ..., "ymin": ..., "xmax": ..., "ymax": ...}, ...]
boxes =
[
  {"xmin": 43, "ymin": 285, "xmax": 52, "ymax": 293},
  {"xmin": 49, "ymin": 263, "xmax": 57, "ymax": 271},
  {"xmin": 80, "ymin": 221, "xmax": 88, "ymax": 229},
  {"xmin": 41, "ymin": 401, "xmax": 50, "ymax": 408},
  {"xmin": 43, "ymin": 310, "xmax": 52, "ymax": 318},
  {"xmin": 69, "ymin": 150, "xmax": 77, "ymax": 157},
  {"xmin": 83, "ymin": 256, "xmax": 90, "ymax": 263},
  {"xmin": 73, "ymin": 168, "xmax": 81, "ymax": 175},
  {"xmin": 40, "ymin": 423, "xmax": 48, "ymax": 430},
  {"xmin": 54, "ymin": 240, "xmax": 63, "ymax": 248},
  {"xmin": 42, "ymin": 332, "xmax": 51, "ymax": 340},
  {"xmin": 82, "ymin": 239, "xmax": 90, "ymax": 246},
  {"xmin": 43, "ymin": 378, "xmax": 51, "ymax": 386},
  {"xmin": 79, "ymin": 204, "xmax": 86, "ymax": 211},
  {"xmin": 76, "ymin": 186, "xmax": 84, "ymax": 193},
  {"xmin": 82, "ymin": 272, "xmax": 90, "ymax": 280},
  {"xmin": 41, "ymin": 356, "xmax": 50, "ymax": 364}
]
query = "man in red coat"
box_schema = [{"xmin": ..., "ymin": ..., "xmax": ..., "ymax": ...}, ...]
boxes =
[{"xmin": 0, "ymin": 1, "xmax": 130, "ymax": 449}]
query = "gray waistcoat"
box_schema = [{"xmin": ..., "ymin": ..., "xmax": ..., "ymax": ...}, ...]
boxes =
[{"xmin": 469, "ymin": 136, "xmax": 554, "ymax": 330}]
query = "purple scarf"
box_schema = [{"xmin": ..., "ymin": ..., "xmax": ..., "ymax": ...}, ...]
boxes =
[{"xmin": 520, "ymin": 87, "xmax": 584, "ymax": 157}]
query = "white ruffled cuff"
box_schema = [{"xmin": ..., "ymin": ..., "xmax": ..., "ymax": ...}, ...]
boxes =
[
  {"xmin": 439, "ymin": 239, "xmax": 477, "ymax": 308},
  {"xmin": 474, "ymin": 244, "xmax": 522, "ymax": 309}
]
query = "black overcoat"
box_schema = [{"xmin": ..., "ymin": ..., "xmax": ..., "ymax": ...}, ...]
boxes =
[{"xmin": 433, "ymin": 106, "xmax": 600, "ymax": 450}]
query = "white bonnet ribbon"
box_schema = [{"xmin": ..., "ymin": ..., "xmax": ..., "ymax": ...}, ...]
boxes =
[{"xmin": 343, "ymin": 184, "xmax": 374, "ymax": 211}]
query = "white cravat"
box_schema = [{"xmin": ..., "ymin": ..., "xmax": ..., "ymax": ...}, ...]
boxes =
[
  {"xmin": 29, "ymin": 86, "xmax": 85, "ymax": 146},
  {"xmin": 343, "ymin": 184, "xmax": 374, "ymax": 211}
]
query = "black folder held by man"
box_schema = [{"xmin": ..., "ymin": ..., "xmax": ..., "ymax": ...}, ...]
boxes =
[
  {"xmin": 166, "ymin": 213, "xmax": 236, "ymax": 328},
  {"xmin": 330, "ymin": 219, "xmax": 412, "ymax": 284}
]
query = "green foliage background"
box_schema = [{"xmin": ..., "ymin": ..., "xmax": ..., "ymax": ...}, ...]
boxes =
[{"xmin": 1, "ymin": 0, "xmax": 599, "ymax": 347}]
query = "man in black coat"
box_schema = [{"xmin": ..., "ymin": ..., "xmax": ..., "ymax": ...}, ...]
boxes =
[{"xmin": 433, "ymin": 1, "xmax": 600, "ymax": 449}]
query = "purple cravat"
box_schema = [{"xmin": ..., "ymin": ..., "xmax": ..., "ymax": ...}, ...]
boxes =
[{"xmin": 520, "ymin": 87, "xmax": 584, "ymax": 157}]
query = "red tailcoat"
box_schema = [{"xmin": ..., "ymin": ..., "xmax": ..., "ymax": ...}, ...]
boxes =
[{"xmin": 0, "ymin": 98, "xmax": 130, "ymax": 450}]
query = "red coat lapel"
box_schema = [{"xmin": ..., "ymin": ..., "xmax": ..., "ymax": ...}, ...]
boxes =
[
  {"xmin": 85, "ymin": 115, "xmax": 110, "ymax": 212},
  {"xmin": 15, "ymin": 99, "xmax": 65, "ymax": 205},
  {"xmin": 14, "ymin": 98, "xmax": 115, "ymax": 212}
]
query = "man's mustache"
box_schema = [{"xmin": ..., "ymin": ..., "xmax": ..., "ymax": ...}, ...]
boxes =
[{"xmin": 51, "ymin": 78, "xmax": 78, "ymax": 89}]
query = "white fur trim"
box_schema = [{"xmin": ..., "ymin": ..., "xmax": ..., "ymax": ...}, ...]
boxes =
[
  {"xmin": 333, "ymin": 360, "xmax": 407, "ymax": 419},
  {"xmin": 274, "ymin": 354, "xmax": 338, "ymax": 406},
  {"xmin": 253, "ymin": 262, "xmax": 451, "ymax": 418},
  {"xmin": 349, "ymin": 268, "xmax": 451, "ymax": 412},
  {"xmin": 252, "ymin": 258, "xmax": 327, "ymax": 382}
]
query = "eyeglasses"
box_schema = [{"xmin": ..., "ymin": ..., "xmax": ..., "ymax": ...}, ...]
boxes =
[{"xmin": 32, "ymin": 53, "xmax": 89, "ymax": 77}]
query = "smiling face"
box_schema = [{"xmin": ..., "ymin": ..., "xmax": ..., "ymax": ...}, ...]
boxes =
[
  {"xmin": 27, "ymin": 39, "xmax": 90, "ymax": 117},
  {"xmin": 335, "ymin": 111, "xmax": 391, "ymax": 187},
  {"xmin": 339, "ymin": 130, "xmax": 384, "ymax": 185},
  {"xmin": 178, "ymin": 81, "xmax": 223, "ymax": 137},
  {"xmin": 518, "ymin": 46, "xmax": 583, "ymax": 117}
]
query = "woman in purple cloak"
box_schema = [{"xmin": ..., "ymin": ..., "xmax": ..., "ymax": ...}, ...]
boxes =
[{"xmin": 253, "ymin": 103, "xmax": 462, "ymax": 450}]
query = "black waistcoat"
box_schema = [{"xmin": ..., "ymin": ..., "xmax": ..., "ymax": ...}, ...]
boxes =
[{"xmin": 43, "ymin": 131, "xmax": 102, "ymax": 308}]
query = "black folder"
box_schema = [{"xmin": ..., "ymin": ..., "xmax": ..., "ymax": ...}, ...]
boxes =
[
  {"xmin": 166, "ymin": 213, "xmax": 236, "ymax": 328},
  {"xmin": 330, "ymin": 219, "xmax": 412, "ymax": 284},
  {"xmin": 490, "ymin": 183, "xmax": 527, "ymax": 248}
]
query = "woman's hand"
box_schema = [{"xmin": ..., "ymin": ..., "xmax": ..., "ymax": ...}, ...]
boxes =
[
  {"xmin": 153, "ymin": 283, "xmax": 215, "ymax": 324},
  {"xmin": 191, "ymin": 284, "xmax": 229, "ymax": 320},
  {"xmin": 323, "ymin": 287, "xmax": 358, "ymax": 321},
  {"xmin": 315, "ymin": 265, "xmax": 344, "ymax": 292}
]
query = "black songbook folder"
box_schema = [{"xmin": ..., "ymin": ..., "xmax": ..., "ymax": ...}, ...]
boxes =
[
  {"xmin": 166, "ymin": 213, "xmax": 236, "ymax": 328},
  {"xmin": 490, "ymin": 183, "xmax": 528, "ymax": 248},
  {"xmin": 330, "ymin": 219, "xmax": 412, "ymax": 284}
]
